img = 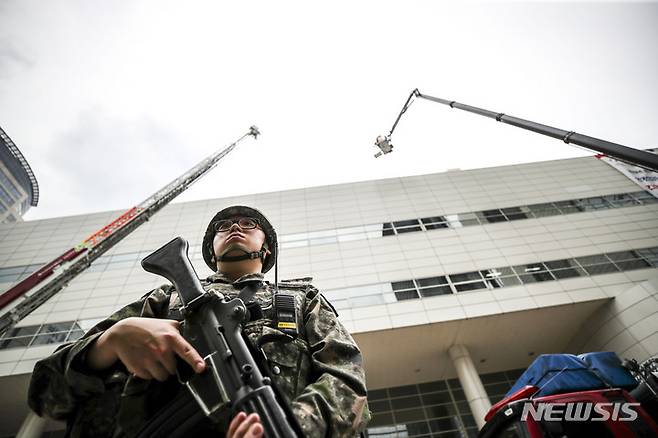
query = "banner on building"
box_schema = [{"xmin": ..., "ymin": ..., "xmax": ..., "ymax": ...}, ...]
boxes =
[{"xmin": 596, "ymin": 149, "xmax": 658, "ymax": 199}]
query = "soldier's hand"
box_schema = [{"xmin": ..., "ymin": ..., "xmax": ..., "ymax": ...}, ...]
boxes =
[
  {"xmin": 227, "ymin": 412, "xmax": 263, "ymax": 438},
  {"xmin": 87, "ymin": 317, "xmax": 206, "ymax": 381}
]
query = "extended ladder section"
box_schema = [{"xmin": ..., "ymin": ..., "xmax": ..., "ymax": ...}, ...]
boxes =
[{"xmin": 0, "ymin": 126, "xmax": 260, "ymax": 334}]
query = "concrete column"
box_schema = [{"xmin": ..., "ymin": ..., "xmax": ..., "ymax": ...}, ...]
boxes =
[
  {"xmin": 448, "ymin": 344, "xmax": 491, "ymax": 429},
  {"xmin": 16, "ymin": 411, "xmax": 46, "ymax": 438}
]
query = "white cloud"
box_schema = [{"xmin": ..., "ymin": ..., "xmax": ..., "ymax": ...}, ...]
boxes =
[
  {"xmin": 0, "ymin": 1, "xmax": 654, "ymax": 221},
  {"xmin": 39, "ymin": 109, "xmax": 186, "ymax": 217}
]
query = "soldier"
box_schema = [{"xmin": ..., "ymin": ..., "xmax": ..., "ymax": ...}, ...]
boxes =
[{"xmin": 28, "ymin": 205, "xmax": 370, "ymax": 437}]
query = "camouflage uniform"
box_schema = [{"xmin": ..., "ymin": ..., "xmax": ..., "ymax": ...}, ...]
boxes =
[{"xmin": 28, "ymin": 272, "xmax": 370, "ymax": 437}]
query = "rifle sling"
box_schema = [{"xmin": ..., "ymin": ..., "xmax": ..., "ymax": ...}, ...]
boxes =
[
  {"xmin": 237, "ymin": 280, "xmax": 263, "ymax": 321},
  {"xmin": 236, "ymin": 280, "xmax": 262, "ymax": 303}
]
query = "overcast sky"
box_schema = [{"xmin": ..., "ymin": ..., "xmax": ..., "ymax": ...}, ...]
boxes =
[{"xmin": 1, "ymin": 1, "xmax": 657, "ymax": 221}]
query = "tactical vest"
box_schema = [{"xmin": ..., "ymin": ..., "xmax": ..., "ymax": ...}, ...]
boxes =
[{"xmin": 126, "ymin": 278, "xmax": 321, "ymax": 437}]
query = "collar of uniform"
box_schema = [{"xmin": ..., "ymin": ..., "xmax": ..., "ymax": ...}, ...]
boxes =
[{"xmin": 206, "ymin": 271, "xmax": 265, "ymax": 285}]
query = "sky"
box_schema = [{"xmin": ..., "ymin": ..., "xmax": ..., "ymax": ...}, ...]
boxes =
[{"xmin": 1, "ymin": 1, "xmax": 657, "ymax": 221}]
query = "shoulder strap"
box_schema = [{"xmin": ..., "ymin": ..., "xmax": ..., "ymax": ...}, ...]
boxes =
[
  {"xmin": 319, "ymin": 293, "xmax": 339, "ymax": 317},
  {"xmin": 278, "ymin": 280, "xmax": 338, "ymax": 317},
  {"xmin": 277, "ymin": 277, "xmax": 313, "ymax": 289}
]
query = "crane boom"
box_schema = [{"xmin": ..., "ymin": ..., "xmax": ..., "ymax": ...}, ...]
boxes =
[
  {"xmin": 376, "ymin": 89, "xmax": 658, "ymax": 172},
  {"xmin": 0, "ymin": 126, "xmax": 260, "ymax": 334}
]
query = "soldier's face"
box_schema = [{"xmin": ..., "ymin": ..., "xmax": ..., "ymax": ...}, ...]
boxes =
[{"xmin": 212, "ymin": 216, "xmax": 267, "ymax": 259}]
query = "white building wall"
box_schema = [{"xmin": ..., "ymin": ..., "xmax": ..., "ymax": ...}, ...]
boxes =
[
  {"xmin": 0, "ymin": 155, "xmax": 657, "ymax": 378},
  {"xmin": 566, "ymin": 273, "xmax": 658, "ymax": 360}
]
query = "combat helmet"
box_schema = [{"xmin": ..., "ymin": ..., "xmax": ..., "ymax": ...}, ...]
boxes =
[{"xmin": 202, "ymin": 205, "xmax": 277, "ymax": 273}]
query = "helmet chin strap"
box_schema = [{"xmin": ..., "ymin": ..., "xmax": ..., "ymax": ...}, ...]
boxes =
[
  {"xmin": 216, "ymin": 249, "xmax": 266, "ymax": 262},
  {"xmin": 216, "ymin": 245, "xmax": 278, "ymax": 294},
  {"xmin": 216, "ymin": 245, "xmax": 270, "ymax": 264}
]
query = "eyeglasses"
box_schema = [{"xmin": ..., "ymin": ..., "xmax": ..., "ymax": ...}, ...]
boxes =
[{"xmin": 213, "ymin": 217, "xmax": 260, "ymax": 233}]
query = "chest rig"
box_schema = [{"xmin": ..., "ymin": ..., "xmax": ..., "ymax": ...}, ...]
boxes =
[
  {"xmin": 238, "ymin": 281, "xmax": 300, "ymax": 340},
  {"xmin": 169, "ymin": 278, "xmax": 305, "ymax": 341},
  {"xmin": 165, "ymin": 276, "xmax": 311, "ymax": 394}
]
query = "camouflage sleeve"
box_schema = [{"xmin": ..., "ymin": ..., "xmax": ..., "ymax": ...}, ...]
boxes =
[
  {"xmin": 27, "ymin": 285, "xmax": 173, "ymax": 420},
  {"xmin": 291, "ymin": 288, "xmax": 370, "ymax": 437}
]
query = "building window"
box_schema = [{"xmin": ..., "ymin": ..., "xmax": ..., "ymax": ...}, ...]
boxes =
[
  {"xmin": 527, "ymin": 202, "xmax": 561, "ymax": 218},
  {"xmin": 0, "ymin": 321, "xmax": 84, "ymax": 350},
  {"xmin": 481, "ymin": 267, "xmax": 522, "ymax": 288},
  {"xmin": 449, "ymin": 271, "xmax": 488, "ymax": 292},
  {"xmin": 636, "ymin": 248, "xmax": 658, "ymax": 266},
  {"xmin": 553, "ymin": 200, "xmax": 583, "ymax": 214},
  {"xmin": 382, "ymin": 222, "xmax": 395, "ymax": 236},
  {"xmin": 575, "ymin": 255, "xmax": 620, "ymax": 275},
  {"xmin": 545, "ymin": 259, "xmax": 586, "ymax": 279},
  {"xmin": 0, "ymin": 184, "xmax": 14, "ymax": 206},
  {"xmin": 446, "ymin": 213, "xmax": 480, "ymax": 228},
  {"xmin": 393, "ymin": 219, "xmax": 422, "ymax": 234},
  {"xmin": 365, "ymin": 370, "xmax": 530, "ymax": 438},
  {"xmin": 602, "ymin": 193, "xmax": 640, "ymax": 207},
  {"xmin": 477, "ymin": 209, "xmax": 507, "ymax": 224},
  {"xmin": 607, "ymin": 250, "xmax": 653, "ymax": 271},
  {"xmin": 632, "ymin": 191, "xmax": 658, "ymax": 204},
  {"xmin": 417, "ymin": 276, "xmax": 451, "ymax": 297},
  {"xmin": 0, "ymin": 171, "xmax": 22, "ymax": 199},
  {"xmin": 392, "ymin": 280, "xmax": 419, "ymax": 301},
  {"xmin": 454, "ymin": 281, "xmax": 488, "ymax": 292},
  {"xmin": 575, "ymin": 197, "xmax": 612, "ymax": 211},
  {"xmin": 615, "ymin": 259, "xmax": 651, "ymax": 271},
  {"xmin": 0, "ymin": 264, "xmax": 40, "ymax": 284},
  {"xmin": 501, "ymin": 206, "xmax": 530, "ymax": 221},
  {"xmin": 321, "ymin": 245, "xmax": 658, "ymax": 309},
  {"xmin": 421, "ymin": 216, "xmax": 449, "ymax": 230},
  {"xmin": 274, "ymin": 190, "xmax": 654, "ymax": 249},
  {"xmin": 513, "ymin": 263, "xmax": 554, "ymax": 284}
]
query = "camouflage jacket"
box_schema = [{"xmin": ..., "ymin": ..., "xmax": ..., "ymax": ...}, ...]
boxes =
[{"xmin": 28, "ymin": 272, "xmax": 370, "ymax": 437}]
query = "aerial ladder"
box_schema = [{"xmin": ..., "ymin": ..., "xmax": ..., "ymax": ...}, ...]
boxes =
[
  {"xmin": 0, "ymin": 126, "xmax": 260, "ymax": 335},
  {"xmin": 374, "ymin": 89, "xmax": 658, "ymax": 172}
]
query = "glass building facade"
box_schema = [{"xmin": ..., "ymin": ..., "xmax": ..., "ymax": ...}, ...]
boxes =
[
  {"xmin": 0, "ymin": 126, "xmax": 39, "ymax": 223},
  {"xmin": 366, "ymin": 368, "xmax": 525, "ymax": 438}
]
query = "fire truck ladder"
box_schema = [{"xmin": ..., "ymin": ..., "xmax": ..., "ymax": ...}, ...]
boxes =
[{"xmin": 0, "ymin": 126, "xmax": 260, "ymax": 335}]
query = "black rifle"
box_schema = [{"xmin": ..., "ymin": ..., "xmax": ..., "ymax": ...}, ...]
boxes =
[{"xmin": 139, "ymin": 236, "xmax": 302, "ymax": 437}]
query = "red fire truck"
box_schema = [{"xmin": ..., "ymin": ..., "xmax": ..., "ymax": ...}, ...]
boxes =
[{"xmin": 478, "ymin": 354, "xmax": 658, "ymax": 438}]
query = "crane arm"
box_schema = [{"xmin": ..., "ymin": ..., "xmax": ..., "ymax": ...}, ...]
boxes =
[{"xmin": 377, "ymin": 89, "xmax": 658, "ymax": 172}]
